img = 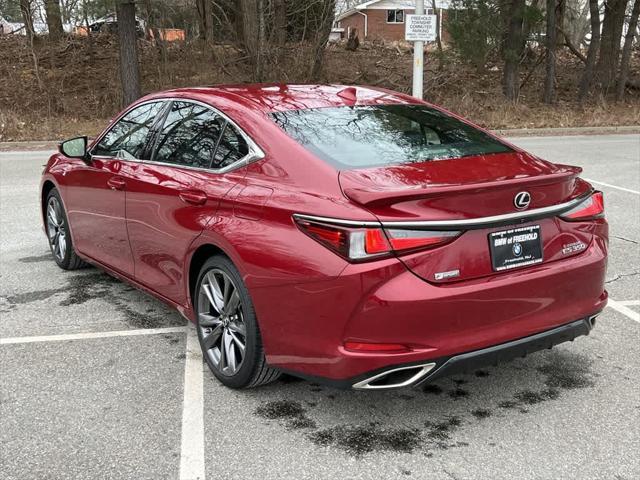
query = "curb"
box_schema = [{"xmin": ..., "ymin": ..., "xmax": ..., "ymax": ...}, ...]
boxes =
[
  {"xmin": 1, "ymin": 126, "xmax": 638, "ymax": 152},
  {"xmin": 0, "ymin": 141, "xmax": 59, "ymax": 152},
  {"xmin": 495, "ymin": 125, "xmax": 640, "ymax": 137}
]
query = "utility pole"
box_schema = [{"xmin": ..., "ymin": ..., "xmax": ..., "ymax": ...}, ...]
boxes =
[{"xmin": 412, "ymin": 0, "xmax": 425, "ymax": 99}]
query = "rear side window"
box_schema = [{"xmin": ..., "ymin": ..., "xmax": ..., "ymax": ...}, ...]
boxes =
[
  {"xmin": 93, "ymin": 102, "xmax": 164, "ymax": 159},
  {"xmin": 152, "ymin": 101, "xmax": 225, "ymax": 168},
  {"xmin": 212, "ymin": 123, "xmax": 249, "ymax": 169},
  {"xmin": 270, "ymin": 105, "xmax": 512, "ymax": 170}
]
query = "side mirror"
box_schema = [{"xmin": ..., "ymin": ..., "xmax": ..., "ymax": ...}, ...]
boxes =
[{"xmin": 59, "ymin": 136, "xmax": 88, "ymax": 160}]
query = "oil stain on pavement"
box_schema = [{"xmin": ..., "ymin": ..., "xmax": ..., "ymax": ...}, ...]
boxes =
[
  {"xmin": 1, "ymin": 269, "xmax": 184, "ymax": 330},
  {"xmin": 309, "ymin": 423, "xmax": 422, "ymax": 455},
  {"xmin": 255, "ymin": 400, "xmax": 317, "ymax": 430},
  {"xmin": 252, "ymin": 349, "xmax": 597, "ymax": 458},
  {"xmin": 18, "ymin": 253, "xmax": 53, "ymax": 263}
]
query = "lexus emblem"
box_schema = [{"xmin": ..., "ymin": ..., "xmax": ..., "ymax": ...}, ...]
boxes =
[{"xmin": 514, "ymin": 191, "xmax": 531, "ymax": 210}]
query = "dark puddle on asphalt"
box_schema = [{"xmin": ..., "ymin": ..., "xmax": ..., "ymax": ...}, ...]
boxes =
[
  {"xmin": 1, "ymin": 269, "xmax": 185, "ymax": 331},
  {"xmin": 18, "ymin": 253, "xmax": 53, "ymax": 263},
  {"xmin": 255, "ymin": 399, "xmax": 317, "ymax": 430},
  {"xmin": 310, "ymin": 423, "xmax": 422, "ymax": 456},
  {"xmin": 253, "ymin": 350, "xmax": 597, "ymax": 458},
  {"xmin": 254, "ymin": 399, "xmax": 421, "ymax": 455}
]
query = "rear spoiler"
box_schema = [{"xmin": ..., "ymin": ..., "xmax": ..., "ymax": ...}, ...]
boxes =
[
  {"xmin": 295, "ymin": 188, "xmax": 594, "ymax": 231},
  {"xmin": 340, "ymin": 167, "xmax": 582, "ymax": 207}
]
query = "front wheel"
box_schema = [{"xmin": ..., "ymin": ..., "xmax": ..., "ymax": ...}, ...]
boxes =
[{"xmin": 195, "ymin": 255, "xmax": 280, "ymax": 388}]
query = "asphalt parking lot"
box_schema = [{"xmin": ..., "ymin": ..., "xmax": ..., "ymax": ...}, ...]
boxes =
[{"xmin": 1, "ymin": 134, "xmax": 639, "ymax": 480}]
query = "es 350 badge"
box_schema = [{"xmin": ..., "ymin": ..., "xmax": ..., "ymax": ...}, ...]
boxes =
[{"xmin": 562, "ymin": 241, "xmax": 586, "ymax": 255}]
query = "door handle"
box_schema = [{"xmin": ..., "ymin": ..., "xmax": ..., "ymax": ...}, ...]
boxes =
[
  {"xmin": 179, "ymin": 190, "xmax": 208, "ymax": 205},
  {"xmin": 107, "ymin": 176, "xmax": 126, "ymax": 190}
]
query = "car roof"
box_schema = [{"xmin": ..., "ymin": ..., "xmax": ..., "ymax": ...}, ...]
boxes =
[{"xmin": 149, "ymin": 84, "xmax": 421, "ymax": 114}]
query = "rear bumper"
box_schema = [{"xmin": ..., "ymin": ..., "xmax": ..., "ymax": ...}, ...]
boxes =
[
  {"xmin": 255, "ymin": 223, "xmax": 607, "ymax": 382},
  {"xmin": 414, "ymin": 314, "xmax": 597, "ymax": 387},
  {"xmin": 285, "ymin": 314, "xmax": 599, "ymax": 390}
]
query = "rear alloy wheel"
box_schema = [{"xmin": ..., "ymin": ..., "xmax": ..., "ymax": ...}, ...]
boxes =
[
  {"xmin": 195, "ymin": 256, "xmax": 280, "ymax": 388},
  {"xmin": 45, "ymin": 189, "xmax": 87, "ymax": 270}
]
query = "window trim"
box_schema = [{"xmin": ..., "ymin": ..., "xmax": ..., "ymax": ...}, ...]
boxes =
[
  {"xmin": 90, "ymin": 100, "xmax": 166, "ymax": 162},
  {"xmin": 147, "ymin": 100, "xmax": 227, "ymax": 170},
  {"xmin": 89, "ymin": 98, "xmax": 265, "ymax": 174},
  {"xmin": 386, "ymin": 9, "xmax": 404, "ymax": 24}
]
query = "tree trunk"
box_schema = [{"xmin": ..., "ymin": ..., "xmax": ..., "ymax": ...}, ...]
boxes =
[
  {"xmin": 555, "ymin": 0, "xmax": 565, "ymax": 48},
  {"xmin": 578, "ymin": 0, "xmax": 601, "ymax": 100},
  {"xmin": 431, "ymin": 0, "xmax": 444, "ymax": 71},
  {"xmin": 116, "ymin": 0, "xmax": 141, "ymax": 106},
  {"xmin": 44, "ymin": 0, "xmax": 64, "ymax": 40},
  {"xmin": 257, "ymin": 0, "xmax": 266, "ymax": 80},
  {"xmin": 143, "ymin": 0, "xmax": 168, "ymax": 84},
  {"xmin": 544, "ymin": 0, "xmax": 557, "ymax": 103},
  {"xmin": 309, "ymin": 0, "xmax": 336, "ymax": 80},
  {"xmin": 502, "ymin": 0, "xmax": 526, "ymax": 101},
  {"xmin": 239, "ymin": 0, "xmax": 264, "ymax": 81},
  {"xmin": 19, "ymin": 0, "xmax": 34, "ymax": 44},
  {"xmin": 274, "ymin": 0, "xmax": 287, "ymax": 46},
  {"xmin": 616, "ymin": 0, "xmax": 640, "ymax": 100},
  {"xmin": 235, "ymin": 0, "xmax": 244, "ymax": 42},
  {"xmin": 596, "ymin": 0, "xmax": 629, "ymax": 93},
  {"xmin": 196, "ymin": 0, "xmax": 213, "ymax": 42},
  {"xmin": 82, "ymin": 0, "xmax": 94, "ymax": 60}
]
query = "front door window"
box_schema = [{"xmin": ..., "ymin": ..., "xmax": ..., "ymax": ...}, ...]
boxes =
[{"xmin": 92, "ymin": 102, "xmax": 164, "ymax": 159}]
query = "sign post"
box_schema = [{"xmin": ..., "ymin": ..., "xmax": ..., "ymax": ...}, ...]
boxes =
[{"xmin": 405, "ymin": 2, "xmax": 437, "ymax": 99}]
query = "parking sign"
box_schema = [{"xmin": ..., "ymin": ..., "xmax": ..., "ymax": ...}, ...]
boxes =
[{"xmin": 405, "ymin": 14, "xmax": 437, "ymax": 42}]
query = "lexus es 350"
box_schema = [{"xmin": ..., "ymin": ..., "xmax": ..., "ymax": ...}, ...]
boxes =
[{"xmin": 41, "ymin": 85, "xmax": 608, "ymax": 389}]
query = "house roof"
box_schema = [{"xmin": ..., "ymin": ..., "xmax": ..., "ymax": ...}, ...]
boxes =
[{"xmin": 336, "ymin": 0, "xmax": 450, "ymax": 21}]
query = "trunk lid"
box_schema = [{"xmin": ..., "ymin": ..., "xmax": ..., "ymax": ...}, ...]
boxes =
[{"xmin": 339, "ymin": 151, "xmax": 594, "ymax": 283}]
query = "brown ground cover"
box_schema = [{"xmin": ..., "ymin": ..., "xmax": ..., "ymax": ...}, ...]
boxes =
[{"xmin": 0, "ymin": 35, "xmax": 637, "ymax": 141}]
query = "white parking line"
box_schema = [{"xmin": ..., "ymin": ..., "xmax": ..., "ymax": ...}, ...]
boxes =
[
  {"xmin": 179, "ymin": 323, "xmax": 206, "ymax": 480},
  {"xmin": 584, "ymin": 179, "xmax": 640, "ymax": 195},
  {"xmin": 618, "ymin": 300, "xmax": 640, "ymax": 306},
  {"xmin": 608, "ymin": 298, "xmax": 640, "ymax": 323},
  {"xmin": 0, "ymin": 326, "xmax": 187, "ymax": 345}
]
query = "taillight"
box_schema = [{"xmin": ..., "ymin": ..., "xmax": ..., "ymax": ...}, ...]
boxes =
[
  {"xmin": 295, "ymin": 217, "xmax": 461, "ymax": 262},
  {"xmin": 303, "ymin": 223, "xmax": 348, "ymax": 255},
  {"xmin": 560, "ymin": 192, "xmax": 604, "ymax": 221},
  {"xmin": 385, "ymin": 229, "xmax": 461, "ymax": 251}
]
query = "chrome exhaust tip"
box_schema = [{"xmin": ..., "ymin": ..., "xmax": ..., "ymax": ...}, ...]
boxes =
[{"xmin": 352, "ymin": 363, "xmax": 436, "ymax": 390}]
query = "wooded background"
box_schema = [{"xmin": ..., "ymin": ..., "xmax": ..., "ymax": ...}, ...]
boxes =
[{"xmin": 0, "ymin": 0, "xmax": 638, "ymax": 140}]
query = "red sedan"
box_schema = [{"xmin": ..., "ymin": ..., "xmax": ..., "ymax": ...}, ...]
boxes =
[{"xmin": 41, "ymin": 85, "xmax": 608, "ymax": 389}]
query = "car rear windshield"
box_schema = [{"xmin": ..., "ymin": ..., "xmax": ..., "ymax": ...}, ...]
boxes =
[{"xmin": 270, "ymin": 104, "xmax": 513, "ymax": 169}]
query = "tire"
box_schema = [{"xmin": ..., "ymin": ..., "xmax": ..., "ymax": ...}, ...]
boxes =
[
  {"xmin": 45, "ymin": 188, "xmax": 88, "ymax": 270},
  {"xmin": 195, "ymin": 255, "xmax": 280, "ymax": 388}
]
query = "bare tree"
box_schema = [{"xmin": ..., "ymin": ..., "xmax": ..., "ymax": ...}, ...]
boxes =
[
  {"xmin": 564, "ymin": 0, "xmax": 592, "ymax": 46},
  {"xmin": 544, "ymin": 0, "xmax": 558, "ymax": 103},
  {"xmin": 19, "ymin": 0, "xmax": 43, "ymax": 90},
  {"xmin": 196, "ymin": 0, "xmax": 213, "ymax": 41},
  {"xmin": 143, "ymin": 0, "xmax": 168, "ymax": 84},
  {"xmin": 616, "ymin": 0, "xmax": 640, "ymax": 100},
  {"xmin": 116, "ymin": 0, "xmax": 141, "ymax": 106},
  {"xmin": 578, "ymin": 0, "xmax": 601, "ymax": 100},
  {"xmin": 596, "ymin": 0, "xmax": 629, "ymax": 93},
  {"xmin": 44, "ymin": 0, "xmax": 65, "ymax": 39},
  {"xmin": 238, "ymin": 0, "xmax": 268, "ymax": 81},
  {"xmin": 431, "ymin": 0, "xmax": 444, "ymax": 71},
  {"xmin": 309, "ymin": 0, "xmax": 336, "ymax": 80},
  {"xmin": 502, "ymin": 0, "xmax": 526, "ymax": 101},
  {"xmin": 273, "ymin": 0, "xmax": 287, "ymax": 46},
  {"xmin": 19, "ymin": 0, "xmax": 35, "ymax": 44}
]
